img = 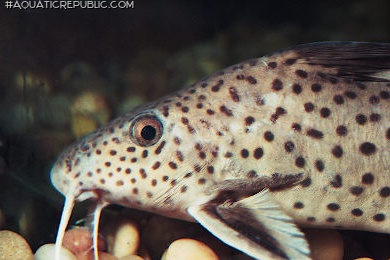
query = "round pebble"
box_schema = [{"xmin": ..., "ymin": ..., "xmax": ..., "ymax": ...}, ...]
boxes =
[
  {"xmin": 62, "ymin": 227, "xmax": 106, "ymax": 255},
  {"xmin": 304, "ymin": 229, "xmax": 344, "ymax": 260},
  {"xmin": 162, "ymin": 238, "xmax": 218, "ymax": 260},
  {"xmin": 34, "ymin": 244, "xmax": 76, "ymax": 260},
  {"xmin": 105, "ymin": 219, "xmax": 140, "ymax": 258},
  {"xmin": 0, "ymin": 230, "xmax": 33, "ymax": 259},
  {"xmin": 71, "ymin": 91, "xmax": 110, "ymax": 137}
]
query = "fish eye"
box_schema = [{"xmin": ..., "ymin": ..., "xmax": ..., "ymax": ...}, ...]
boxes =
[{"xmin": 130, "ymin": 115, "xmax": 163, "ymax": 147}]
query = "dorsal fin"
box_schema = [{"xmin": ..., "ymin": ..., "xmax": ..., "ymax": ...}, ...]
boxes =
[{"xmin": 284, "ymin": 42, "xmax": 390, "ymax": 82}]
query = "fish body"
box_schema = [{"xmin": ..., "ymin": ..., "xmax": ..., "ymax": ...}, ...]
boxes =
[{"xmin": 50, "ymin": 42, "xmax": 390, "ymax": 259}]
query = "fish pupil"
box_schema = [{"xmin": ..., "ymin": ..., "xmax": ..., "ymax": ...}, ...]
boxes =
[{"xmin": 141, "ymin": 125, "xmax": 157, "ymax": 140}]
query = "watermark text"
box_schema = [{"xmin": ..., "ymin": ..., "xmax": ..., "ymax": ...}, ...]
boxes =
[{"xmin": 5, "ymin": 0, "xmax": 134, "ymax": 10}]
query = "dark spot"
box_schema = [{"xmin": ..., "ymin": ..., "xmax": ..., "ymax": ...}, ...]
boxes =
[
  {"xmin": 355, "ymin": 114, "xmax": 367, "ymax": 125},
  {"xmin": 240, "ymin": 149, "xmax": 249, "ymax": 158},
  {"xmin": 264, "ymin": 131, "xmax": 274, "ymax": 142},
  {"xmin": 307, "ymin": 128, "xmax": 324, "ymax": 139},
  {"xmin": 350, "ymin": 186, "xmax": 364, "ymax": 196},
  {"xmin": 270, "ymin": 107, "xmax": 287, "ymax": 123},
  {"xmin": 315, "ymin": 160, "xmax": 325, "ymax": 172},
  {"xmin": 162, "ymin": 106, "xmax": 169, "ymax": 117},
  {"xmin": 152, "ymin": 161, "xmax": 161, "ymax": 170},
  {"xmin": 246, "ymin": 76, "xmax": 257, "ymax": 85},
  {"xmin": 356, "ymin": 83, "xmax": 367, "ymax": 90},
  {"xmin": 245, "ymin": 116, "xmax": 255, "ymax": 126},
  {"xmin": 105, "ymin": 162, "xmax": 111, "ymax": 167},
  {"xmin": 291, "ymin": 123, "xmax": 301, "ymax": 132},
  {"xmin": 311, "ymin": 83, "xmax": 322, "ymax": 92},
  {"xmin": 331, "ymin": 145, "xmax": 343, "ymax": 158},
  {"xmin": 247, "ymin": 170, "xmax": 257, "ymax": 178},
  {"xmin": 207, "ymin": 166, "xmax": 214, "ymax": 174},
  {"xmin": 292, "ymin": 84, "xmax": 302, "ymax": 94},
  {"xmin": 253, "ymin": 148, "xmax": 264, "ymax": 159},
  {"xmin": 268, "ymin": 61, "xmax": 277, "ymax": 68},
  {"xmin": 130, "ymin": 178, "xmax": 136, "ymax": 183},
  {"xmin": 373, "ymin": 213, "xmax": 385, "ymax": 222},
  {"xmin": 330, "ymin": 174, "xmax": 343, "ymax": 188},
  {"xmin": 295, "ymin": 69, "xmax": 308, "ymax": 78},
  {"xmin": 180, "ymin": 186, "xmax": 187, "ymax": 193},
  {"xmin": 211, "ymin": 79, "xmax": 224, "ymax": 92},
  {"xmin": 198, "ymin": 151, "xmax": 206, "ymax": 159},
  {"xmin": 344, "ymin": 91, "xmax": 357, "ymax": 99},
  {"xmin": 151, "ymin": 179, "xmax": 157, "ymax": 186},
  {"xmin": 236, "ymin": 74, "xmax": 245, "ymax": 80},
  {"xmin": 336, "ymin": 125, "xmax": 348, "ymax": 136},
  {"xmin": 181, "ymin": 106, "xmax": 189, "ymax": 113},
  {"xmin": 326, "ymin": 217, "xmax": 335, "ymax": 223},
  {"xmin": 229, "ymin": 87, "xmax": 240, "ymax": 102},
  {"xmin": 294, "ymin": 202, "xmax": 304, "ymax": 209},
  {"xmin": 195, "ymin": 143, "xmax": 202, "ymax": 150},
  {"xmin": 176, "ymin": 151, "xmax": 184, "ymax": 162},
  {"xmin": 154, "ymin": 141, "xmax": 166, "ymax": 154},
  {"xmin": 181, "ymin": 117, "xmax": 189, "ymax": 125},
  {"xmin": 131, "ymin": 157, "xmax": 137, "ymax": 163},
  {"xmin": 271, "ymin": 79, "xmax": 283, "ymax": 91},
  {"xmin": 127, "ymin": 146, "xmax": 136, "ymax": 153},
  {"xmin": 369, "ymin": 113, "xmax": 381, "ymax": 122},
  {"xmin": 96, "ymin": 149, "xmax": 102, "ymax": 155},
  {"xmin": 220, "ymin": 105, "xmax": 233, "ymax": 117},
  {"xmin": 146, "ymin": 192, "xmax": 153, "ymax": 198},
  {"xmin": 351, "ymin": 208, "xmax": 363, "ymax": 217},
  {"xmin": 162, "ymin": 176, "xmax": 169, "ymax": 182},
  {"xmin": 198, "ymin": 178, "xmax": 206, "ymax": 185},
  {"xmin": 139, "ymin": 169, "xmax": 147, "ymax": 179},
  {"xmin": 361, "ymin": 173, "xmax": 374, "ymax": 185},
  {"xmin": 307, "ymin": 217, "xmax": 316, "ymax": 222},
  {"xmin": 285, "ymin": 58, "xmax": 297, "ymax": 65},
  {"xmin": 387, "ymin": 128, "xmax": 390, "ymax": 140},
  {"xmin": 320, "ymin": 107, "xmax": 331, "ymax": 118},
  {"xmin": 333, "ymin": 95, "xmax": 344, "ymax": 105},
  {"xmin": 301, "ymin": 178, "xmax": 311, "ymax": 187},
  {"xmin": 194, "ymin": 164, "xmax": 202, "ymax": 172},
  {"xmin": 132, "ymin": 188, "xmax": 138, "ymax": 194},
  {"xmin": 224, "ymin": 152, "xmax": 233, "ymax": 158},
  {"xmin": 175, "ymin": 102, "xmax": 182, "ymax": 107},
  {"xmin": 359, "ymin": 142, "xmax": 376, "ymax": 156},
  {"xmin": 125, "ymin": 168, "xmax": 131, "ymax": 174},
  {"xmin": 369, "ymin": 95, "xmax": 380, "ymax": 104},
  {"xmin": 184, "ymin": 172, "xmax": 192, "ymax": 178},
  {"xmin": 206, "ymin": 109, "xmax": 215, "ymax": 115},
  {"xmin": 284, "ymin": 141, "xmax": 295, "ymax": 152},
  {"xmin": 304, "ymin": 102, "xmax": 314, "ymax": 112},
  {"xmin": 327, "ymin": 203, "xmax": 340, "ymax": 211},
  {"xmin": 198, "ymin": 95, "xmax": 207, "ymax": 100},
  {"xmin": 295, "ymin": 157, "xmax": 305, "ymax": 168},
  {"xmin": 170, "ymin": 179, "xmax": 177, "ymax": 186},
  {"xmin": 379, "ymin": 187, "xmax": 390, "ymax": 198},
  {"xmin": 142, "ymin": 150, "xmax": 148, "ymax": 158},
  {"xmin": 168, "ymin": 162, "xmax": 177, "ymax": 170},
  {"xmin": 379, "ymin": 91, "xmax": 389, "ymax": 99},
  {"xmin": 120, "ymin": 156, "xmax": 126, "ymax": 161},
  {"xmin": 196, "ymin": 103, "xmax": 203, "ymax": 109}
]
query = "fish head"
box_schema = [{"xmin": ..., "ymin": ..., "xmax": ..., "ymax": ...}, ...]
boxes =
[{"xmin": 49, "ymin": 96, "xmax": 219, "ymax": 218}]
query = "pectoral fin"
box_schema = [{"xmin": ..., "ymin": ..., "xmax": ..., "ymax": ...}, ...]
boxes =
[{"xmin": 188, "ymin": 189, "xmax": 310, "ymax": 260}]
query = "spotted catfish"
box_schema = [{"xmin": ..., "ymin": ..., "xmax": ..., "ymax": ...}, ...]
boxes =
[{"xmin": 50, "ymin": 42, "xmax": 389, "ymax": 259}]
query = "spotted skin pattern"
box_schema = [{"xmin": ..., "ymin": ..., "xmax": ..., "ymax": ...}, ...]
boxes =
[{"xmin": 51, "ymin": 42, "xmax": 389, "ymax": 259}]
